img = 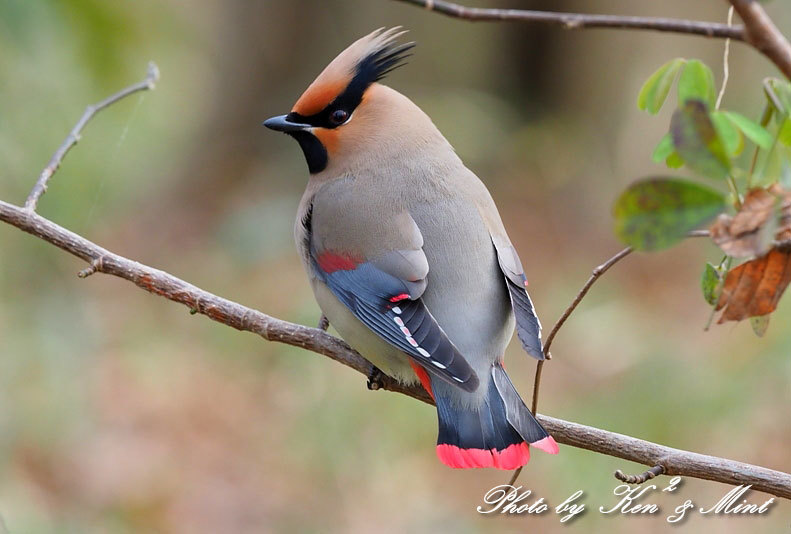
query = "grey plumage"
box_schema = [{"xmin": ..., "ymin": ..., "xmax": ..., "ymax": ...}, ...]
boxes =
[{"xmin": 268, "ymin": 28, "xmax": 557, "ymax": 469}]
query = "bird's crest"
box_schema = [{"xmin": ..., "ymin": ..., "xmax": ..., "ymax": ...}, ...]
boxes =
[{"xmin": 292, "ymin": 27, "xmax": 414, "ymax": 117}]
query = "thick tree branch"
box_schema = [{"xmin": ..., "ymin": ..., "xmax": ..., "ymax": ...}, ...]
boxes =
[
  {"xmin": 1, "ymin": 199, "xmax": 790, "ymax": 499},
  {"xmin": 0, "ymin": 198, "xmax": 428, "ymax": 403},
  {"xmin": 728, "ymin": 0, "xmax": 791, "ymax": 80},
  {"xmin": 393, "ymin": 0, "xmax": 744, "ymax": 39},
  {"xmin": 394, "ymin": 0, "xmax": 791, "ymax": 80},
  {"xmin": 4, "ymin": 55, "xmax": 791, "ymax": 502}
]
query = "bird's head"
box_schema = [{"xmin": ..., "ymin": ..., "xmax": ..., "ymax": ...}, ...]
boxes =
[{"xmin": 264, "ymin": 28, "xmax": 421, "ymax": 175}]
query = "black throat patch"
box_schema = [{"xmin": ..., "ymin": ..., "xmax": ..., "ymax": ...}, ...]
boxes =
[
  {"xmin": 289, "ymin": 130, "xmax": 328, "ymax": 174},
  {"xmin": 285, "ymin": 40, "xmax": 414, "ymax": 174}
]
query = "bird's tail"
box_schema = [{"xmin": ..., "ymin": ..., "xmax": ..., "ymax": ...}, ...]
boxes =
[{"xmin": 432, "ymin": 363, "xmax": 558, "ymax": 469}]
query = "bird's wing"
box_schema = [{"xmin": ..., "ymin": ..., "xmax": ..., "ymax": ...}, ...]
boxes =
[
  {"xmin": 307, "ymin": 202, "xmax": 479, "ymax": 392},
  {"xmin": 491, "ymin": 236, "xmax": 545, "ymax": 360}
]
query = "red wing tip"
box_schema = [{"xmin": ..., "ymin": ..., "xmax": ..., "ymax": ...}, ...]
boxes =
[
  {"xmin": 531, "ymin": 436, "xmax": 559, "ymax": 455},
  {"xmin": 436, "ymin": 442, "xmax": 530, "ymax": 470}
]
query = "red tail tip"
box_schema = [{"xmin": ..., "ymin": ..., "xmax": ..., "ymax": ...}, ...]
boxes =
[
  {"xmin": 531, "ymin": 436, "xmax": 559, "ymax": 455},
  {"xmin": 436, "ymin": 442, "xmax": 530, "ymax": 470}
]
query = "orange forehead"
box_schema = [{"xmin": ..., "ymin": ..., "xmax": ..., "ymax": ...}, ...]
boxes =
[{"xmin": 292, "ymin": 75, "xmax": 350, "ymax": 116}]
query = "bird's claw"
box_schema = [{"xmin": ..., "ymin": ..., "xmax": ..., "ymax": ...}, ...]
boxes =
[{"xmin": 367, "ymin": 366, "xmax": 385, "ymax": 390}]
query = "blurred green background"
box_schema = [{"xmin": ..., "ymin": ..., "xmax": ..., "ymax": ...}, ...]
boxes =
[{"xmin": 1, "ymin": 1, "xmax": 790, "ymax": 532}]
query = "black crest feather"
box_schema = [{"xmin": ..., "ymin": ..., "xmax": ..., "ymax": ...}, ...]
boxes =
[
  {"xmin": 357, "ymin": 41, "xmax": 415, "ymax": 85},
  {"xmin": 286, "ymin": 30, "xmax": 415, "ymax": 140}
]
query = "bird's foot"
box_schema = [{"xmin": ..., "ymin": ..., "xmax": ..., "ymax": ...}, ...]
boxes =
[
  {"xmin": 317, "ymin": 314, "xmax": 329, "ymax": 331},
  {"xmin": 367, "ymin": 366, "xmax": 385, "ymax": 391}
]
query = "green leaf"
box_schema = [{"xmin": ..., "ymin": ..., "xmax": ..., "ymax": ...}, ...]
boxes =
[
  {"xmin": 652, "ymin": 133, "xmax": 674, "ymax": 163},
  {"xmin": 701, "ymin": 262, "xmax": 722, "ymax": 306},
  {"xmin": 711, "ymin": 111, "xmax": 744, "ymax": 156},
  {"xmin": 779, "ymin": 118, "xmax": 791, "ymax": 146},
  {"xmin": 766, "ymin": 78, "xmax": 791, "ymax": 117},
  {"xmin": 670, "ymin": 99, "xmax": 731, "ymax": 179},
  {"xmin": 613, "ymin": 177, "xmax": 727, "ymax": 251},
  {"xmin": 651, "ymin": 134, "xmax": 685, "ymax": 168},
  {"xmin": 638, "ymin": 58, "xmax": 685, "ymax": 114},
  {"xmin": 678, "ymin": 59, "xmax": 716, "ymax": 107},
  {"xmin": 722, "ymin": 111, "xmax": 773, "ymax": 150},
  {"xmin": 666, "ymin": 152, "xmax": 684, "ymax": 168},
  {"xmin": 750, "ymin": 315, "xmax": 770, "ymax": 337},
  {"xmin": 754, "ymin": 142, "xmax": 791, "ymax": 186}
]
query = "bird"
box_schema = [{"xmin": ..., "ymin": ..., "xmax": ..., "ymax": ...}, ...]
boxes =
[{"xmin": 264, "ymin": 28, "xmax": 558, "ymax": 470}]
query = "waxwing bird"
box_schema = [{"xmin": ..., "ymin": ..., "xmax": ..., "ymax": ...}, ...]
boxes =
[{"xmin": 264, "ymin": 28, "xmax": 558, "ymax": 469}]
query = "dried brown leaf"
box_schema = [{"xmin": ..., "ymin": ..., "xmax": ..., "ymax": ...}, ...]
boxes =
[
  {"xmin": 709, "ymin": 186, "xmax": 791, "ymax": 257},
  {"xmin": 716, "ymin": 247, "xmax": 791, "ymax": 322}
]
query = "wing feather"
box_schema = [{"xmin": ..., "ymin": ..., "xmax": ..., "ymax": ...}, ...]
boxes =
[{"xmin": 491, "ymin": 237, "xmax": 545, "ymax": 360}]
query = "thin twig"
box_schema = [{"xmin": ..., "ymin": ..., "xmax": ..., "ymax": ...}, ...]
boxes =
[
  {"xmin": 748, "ymin": 78, "xmax": 784, "ymax": 188},
  {"xmin": 543, "ymin": 231, "xmax": 711, "ymax": 356},
  {"xmin": 506, "ymin": 466, "xmax": 522, "ymax": 487},
  {"xmin": 513, "ymin": 231, "xmax": 710, "ymax": 488},
  {"xmin": 531, "ymin": 360, "xmax": 544, "ymax": 415},
  {"xmin": 615, "ymin": 465, "xmax": 666, "ymax": 484},
  {"xmin": 715, "ymin": 6, "xmax": 735, "ymax": 110},
  {"xmin": 393, "ymin": 0, "xmax": 744, "ymax": 39},
  {"xmin": 1, "ymin": 200, "xmax": 788, "ymax": 498},
  {"xmin": 517, "ymin": 231, "xmax": 712, "ymax": 492},
  {"xmin": 506, "ymin": 357, "xmax": 544, "ymax": 486},
  {"xmin": 727, "ymin": 174, "xmax": 743, "ymax": 209},
  {"xmin": 763, "ymin": 78, "xmax": 786, "ymax": 114},
  {"xmin": 77, "ymin": 256, "xmax": 104, "ymax": 279},
  {"xmin": 24, "ymin": 62, "xmax": 160, "ymax": 212},
  {"xmin": 515, "ymin": 235, "xmax": 699, "ymax": 487},
  {"xmin": 687, "ymin": 230, "xmax": 712, "ymax": 238},
  {"xmin": 544, "ymin": 246, "xmax": 633, "ymax": 356},
  {"xmin": 727, "ymin": 0, "xmax": 791, "ymax": 80}
]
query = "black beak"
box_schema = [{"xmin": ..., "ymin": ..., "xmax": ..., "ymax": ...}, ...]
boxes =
[{"xmin": 263, "ymin": 114, "xmax": 311, "ymax": 133}]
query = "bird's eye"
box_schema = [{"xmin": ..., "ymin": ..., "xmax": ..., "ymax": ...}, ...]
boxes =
[{"xmin": 330, "ymin": 109, "xmax": 349, "ymax": 126}]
